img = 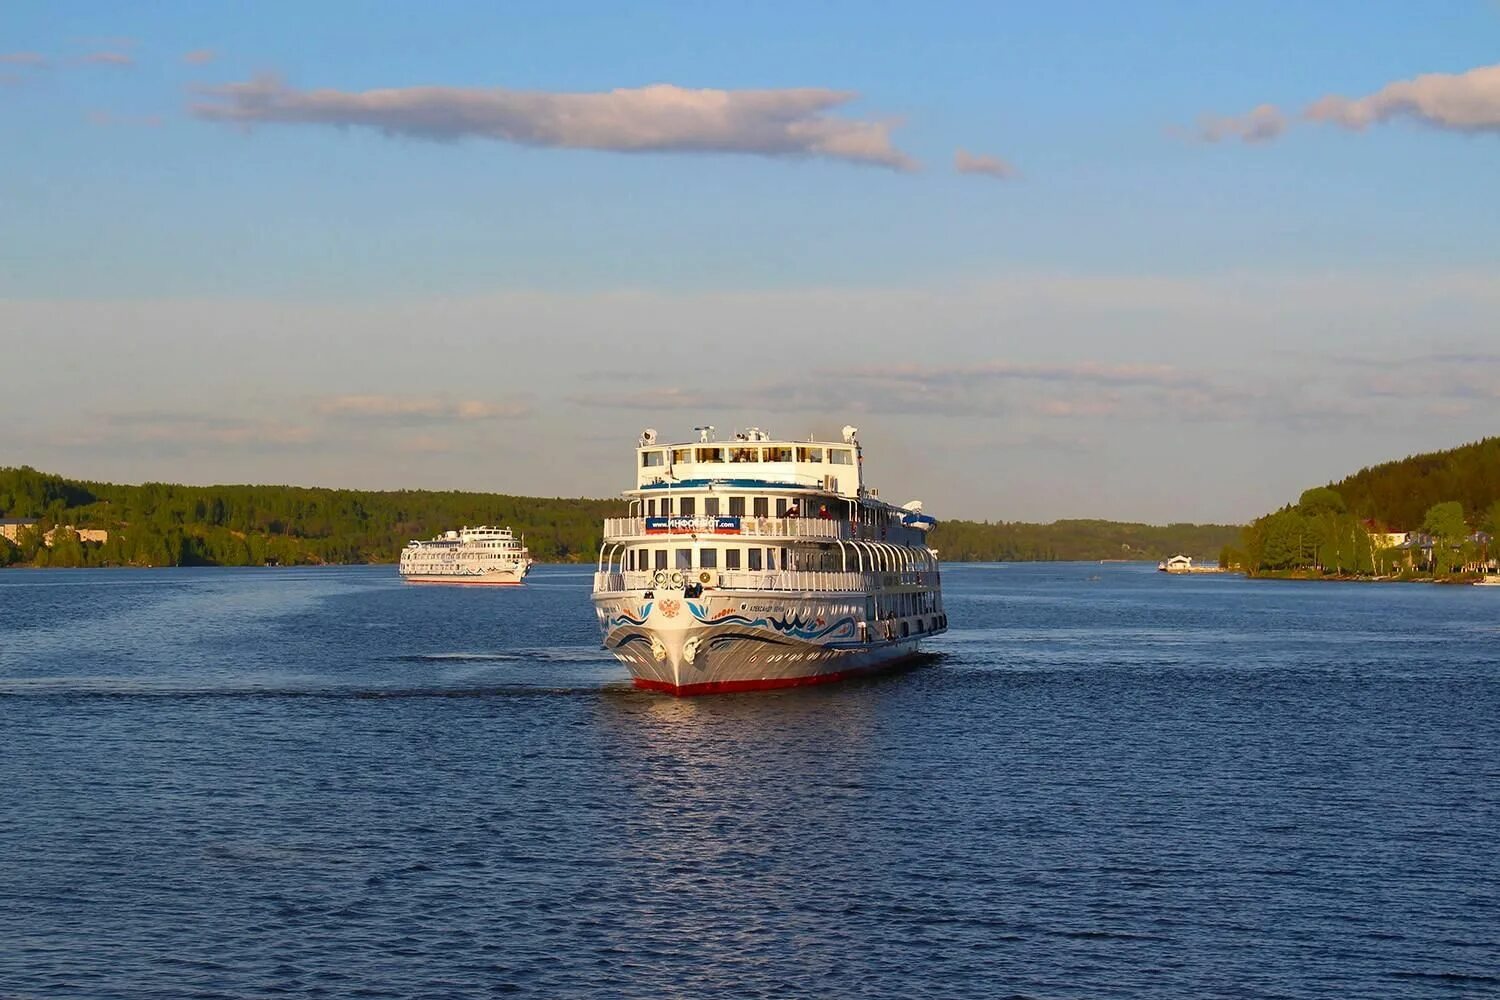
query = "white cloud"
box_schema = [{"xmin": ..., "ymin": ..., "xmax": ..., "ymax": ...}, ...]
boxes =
[
  {"xmin": 581, "ymin": 358, "xmax": 1217, "ymax": 422},
  {"xmin": 1305, "ymin": 63, "xmax": 1500, "ymax": 133},
  {"xmin": 1189, "ymin": 103, "xmax": 1286, "ymax": 144},
  {"xmin": 47, "ymin": 411, "xmax": 316, "ymax": 452},
  {"xmin": 315, "ymin": 395, "xmax": 531, "ymax": 422},
  {"xmin": 81, "ymin": 51, "xmax": 134, "ymax": 67},
  {"xmin": 191, "ymin": 75, "xmax": 917, "ymax": 170},
  {"xmin": 579, "ymin": 387, "xmax": 723, "ymax": 411},
  {"xmin": 5, "ymin": 271, "xmax": 1498, "ymax": 520},
  {"xmin": 846, "ymin": 360, "xmax": 1203, "ymax": 390},
  {"xmin": 1033, "ymin": 397, "xmax": 1122, "ymax": 418},
  {"xmin": 0, "ymin": 52, "xmax": 48, "ymax": 67},
  {"xmin": 183, "ymin": 49, "xmax": 216, "ymax": 65},
  {"xmin": 1357, "ymin": 358, "xmax": 1500, "ymax": 403},
  {"xmin": 954, "ymin": 148, "xmax": 1017, "ymax": 179}
]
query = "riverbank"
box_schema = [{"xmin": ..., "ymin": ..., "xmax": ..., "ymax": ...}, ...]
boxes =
[{"xmin": 1246, "ymin": 569, "xmax": 1489, "ymax": 585}]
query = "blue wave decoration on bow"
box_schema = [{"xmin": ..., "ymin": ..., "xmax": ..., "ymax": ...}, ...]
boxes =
[
  {"xmin": 606, "ymin": 602, "xmax": 652, "ymax": 629},
  {"xmin": 688, "ymin": 605, "xmax": 856, "ymax": 641}
]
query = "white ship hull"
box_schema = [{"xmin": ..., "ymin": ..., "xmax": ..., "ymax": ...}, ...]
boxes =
[
  {"xmin": 593, "ymin": 589, "xmax": 938, "ymax": 695},
  {"xmin": 401, "ymin": 566, "xmax": 530, "ymax": 586},
  {"xmin": 399, "ymin": 524, "xmax": 532, "ymax": 586},
  {"xmin": 591, "ymin": 424, "xmax": 944, "ymax": 696}
]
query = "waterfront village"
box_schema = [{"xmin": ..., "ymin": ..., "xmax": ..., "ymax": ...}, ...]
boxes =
[{"xmin": 0, "ymin": 519, "xmax": 107, "ymax": 547}]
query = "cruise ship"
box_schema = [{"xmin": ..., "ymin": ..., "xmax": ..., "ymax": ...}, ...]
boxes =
[
  {"xmin": 591, "ymin": 425, "xmax": 946, "ymax": 695},
  {"xmin": 399, "ymin": 526, "xmax": 532, "ymax": 585}
]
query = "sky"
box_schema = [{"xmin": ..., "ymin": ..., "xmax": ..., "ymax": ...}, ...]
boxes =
[{"xmin": 3, "ymin": 0, "xmax": 1498, "ymax": 523}]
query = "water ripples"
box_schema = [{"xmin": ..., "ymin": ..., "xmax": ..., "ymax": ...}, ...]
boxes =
[{"xmin": 1, "ymin": 564, "xmax": 1497, "ymax": 998}]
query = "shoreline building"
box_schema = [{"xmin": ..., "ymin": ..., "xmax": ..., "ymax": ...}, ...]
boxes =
[
  {"xmin": 0, "ymin": 520, "xmax": 109, "ymax": 546},
  {"xmin": 0, "ymin": 518, "xmax": 38, "ymax": 544}
]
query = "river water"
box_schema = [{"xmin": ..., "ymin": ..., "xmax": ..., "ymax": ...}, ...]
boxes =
[{"xmin": 1, "ymin": 563, "xmax": 1496, "ymax": 998}]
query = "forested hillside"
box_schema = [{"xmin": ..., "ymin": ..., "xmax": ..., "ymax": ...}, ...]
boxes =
[
  {"xmin": 1, "ymin": 465, "xmax": 1242, "ymax": 568},
  {"xmin": 0, "ymin": 467, "xmax": 623, "ymax": 567},
  {"xmin": 1235, "ymin": 438, "xmax": 1500, "ymax": 578},
  {"xmin": 1328, "ymin": 437, "xmax": 1500, "ymax": 530},
  {"xmin": 929, "ymin": 518, "xmax": 1240, "ymax": 563}
]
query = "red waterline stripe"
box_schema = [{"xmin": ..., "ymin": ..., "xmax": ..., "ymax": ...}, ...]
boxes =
[
  {"xmin": 632, "ymin": 657, "xmax": 916, "ymax": 697},
  {"xmin": 402, "ymin": 579, "xmax": 525, "ymax": 587}
]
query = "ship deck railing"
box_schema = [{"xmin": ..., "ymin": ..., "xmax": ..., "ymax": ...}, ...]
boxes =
[
  {"xmin": 602, "ymin": 516, "xmax": 927, "ymax": 547},
  {"xmin": 593, "ymin": 568, "xmax": 938, "ymax": 594},
  {"xmin": 602, "ymin": 516, "xmax": 851, "ymax": 542}
]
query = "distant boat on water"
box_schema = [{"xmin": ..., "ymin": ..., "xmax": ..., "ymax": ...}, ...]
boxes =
[
  {"xmin": 1475, "ymin": 575, "xmax": 1500, "ymax": 587},
  {"xmin": 1158, "ymin": 554, "xmax": 1228, "ymax": 575},
  {"xmin": 399, "ymin": 526, "xmax": 532, "ymax": 585}
]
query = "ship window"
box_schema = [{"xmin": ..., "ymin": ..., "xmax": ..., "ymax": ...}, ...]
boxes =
[
  {"xmin": 704, "ymin": 497, "xmax": 720, "ymax": 517},
  {"xmin": 696, "ymin": 447, "xmax": 724, "ymax": 463},
  {"xmin": 641, "ymin": 450, "xmax": 665, "ymax": 468},
  {"xmin": 776, "ymin": 498, "xmax": 788, "ymax": 517},
  {"xmin": 765, "ymin": 446, "xmax": 793, "ymax": 463},
  {"xmin": 699, "ymin": 548, "xmax": 718, "ymax": 569},
  {"xmin": 748, "ymin": 548, "xmax": 763, "ymax": 571},
  {"xmin": 659, "ymin": 497, "xmax": 673, "ymax": 516},
  {"xmin": 654, "ymin": 549, "xmax": 668, "ymax": 571},
  {"xmin": 725, "ymin": 548, "xmax": 741, "ymax": 570},
  {"xmin": 766, "ymin": 548, "xmax": 777, "ymax": 571},
  {"xmin": 730, "ymin": 447, "xmax": 758, "ymax": 463},
  {"xmin": 753, "ymin": 497, "xmax": 769, "ymax": 518},
  {"xmin": 797, "ymin": 446, "xmax": 823, "ymax": 463},
  {"xmin": 675, "ymin": 548, "xmax": 692, "ymax": 570},
  {"xmin": 671, "ymin": 448, "xmax": 693, "ymax": 464},
  {"xmin": 647, "ymin": 499, "xmax": 656, "ymax": 516},
  {"xmin": 830, "ymin": 449, "xmax": 853, "ymax": 465},
  {"xmin": 729, "ymin": 496, "xmax": 746, "ymax": 516},
  {"xmin": 680, "ymin": 497, "xmax": 696, "ymax": 517}
]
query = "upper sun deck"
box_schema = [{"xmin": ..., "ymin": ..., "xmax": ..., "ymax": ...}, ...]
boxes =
[
  {"xmin": 634, "ymin": 426, "xmax": 865, "ymax": 498},
  {"xmin": 408, "ymin": 525, "xmax": 520, "ymax": 547}
]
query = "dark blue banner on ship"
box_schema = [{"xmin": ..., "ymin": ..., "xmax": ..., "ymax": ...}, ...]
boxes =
[{"xmin": 644, "ymin": 516, "xmax": 742, "ymax": 534}]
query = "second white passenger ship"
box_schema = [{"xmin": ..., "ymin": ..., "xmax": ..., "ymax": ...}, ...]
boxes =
[
  {"xmin": 591, "ymin": 425, "xmax": 946, "ymax": 695},
  {"xmin": 399, "ymin": 526, "xmax": 533, "ymax": 585}
]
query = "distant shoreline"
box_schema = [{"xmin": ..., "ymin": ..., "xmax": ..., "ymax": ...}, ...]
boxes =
[
  {"xmin": 1, "ymin": 466, "xmax": 1244, "ymax": 571},
  {"xmin": 1243, "ymin": 570, "xmax": 1486, "ymax": 585},
  {"xmin": 1, "ymin": 556, "xmax": 1186, "ymax": 571}
]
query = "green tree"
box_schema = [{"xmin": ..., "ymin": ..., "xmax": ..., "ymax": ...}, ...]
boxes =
[
  {"xmin": 1421, "ymin": 501, "xmax": 1468, "ymax": 575},
  {"xmin": 16, "ymin": 524, "xmax": 45, "ymax": 564},
  {"xmin": 47, "ymin": 526, "xmax": 85, "ymax": 568},
  {"xmin": 1483, "ymin": 499, "xmax": 1500, "ymax": 537},
  {"xmin": 1297, "ymin": 487, "xmax": 1347, "ymax": 517},
  {"xmin": 1258, "ymin": 508, "xmax": 1309, "ymax": 570}
]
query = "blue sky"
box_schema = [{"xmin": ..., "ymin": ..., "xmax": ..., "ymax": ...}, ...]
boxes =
[{"xmin": 3, "ymin": 1, "xmax": 1498, "ymax": 522}]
